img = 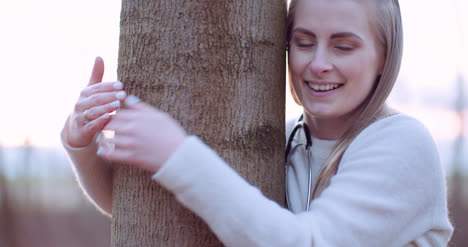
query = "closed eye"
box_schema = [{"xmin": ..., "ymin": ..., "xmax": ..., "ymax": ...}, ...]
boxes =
[
  {"xmin": 335, "ymin": 46, "xmax": 354, "ymax": 51},
  {"xmin": 297, "ymin": 43, "xmax": 315, "ymax": 47},
  {"xmin": 292, "ymin": 36, "xmax": 315, "ymax": 48},
  {"xmin": 294, "ymin": 40, "xmax": 315, "ymax": 48}
]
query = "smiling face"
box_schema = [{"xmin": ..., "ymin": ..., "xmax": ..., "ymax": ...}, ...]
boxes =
[{"xmin": 289, "ymin": 0, "xmax": 384, "ymax": 136}]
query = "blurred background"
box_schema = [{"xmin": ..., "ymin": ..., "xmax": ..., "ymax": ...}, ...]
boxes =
[{"xmin": 0, "ymin": 0, "xmax": 467, "ymax": 246}]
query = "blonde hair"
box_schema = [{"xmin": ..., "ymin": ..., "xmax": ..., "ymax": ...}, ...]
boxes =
[{"xmin": 286, "ymin": 0, "xmax": 404, "ymax": 199}]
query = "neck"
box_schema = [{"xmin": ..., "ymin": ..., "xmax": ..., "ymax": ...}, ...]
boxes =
[
  {"xmin": 304, "ymin": 104, "xmax": 395, "ymax": 140},
  {"xmin": 304, "ymin": 113, "xmax": 352, "ymax": 140}
]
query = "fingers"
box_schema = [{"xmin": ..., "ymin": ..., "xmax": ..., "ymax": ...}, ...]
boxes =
[
  {"xmin": 76, "ymin": 90, "xmax": 126, "ymax": 113},
  {"xmin": 103, "ymin": 96, "xmax": 170, "ymax": 133},
  {"xmin": 102, "ymin": 112, "xmax": 139, "ymax": 134},
  {"xmin": 97, "ymin": 132, "xmax": 132, "ymax": 150},
  {"xmin": 66, "ymin": 57, "xmax": 122, "ymax": 148},
  {"xmin": 80, "ymin": 81, "xmax": 124, "ymax": 98},
  {"xmin": 88, "ymin": 56, "xmax": 105, "ymax": 86},
  {"xmin": 69, "ymin": 88, "xmax": 124, "ymax": 144},
  {"xmin": 66, "ymin": 112, "xmax": 111, "ymax": 148},
  {"xmin": 95, "ymin": 97, "xmax": 187, "ymax": 173},
  {"xmin": 124, "ymin": 95, "xmax": 158, "ymax": 113},
  {"xmin": 124, "ymin": 95, "xmax": 142, "ymax": 107},
  {"xmin": 96, "ymin": 134, "xmax": 135, "ymax": 164},
  {"xmin": 97, "ymin": 146, "xmax": 134, "ymax": 164},
  {"xmin": 83, "ymin": 100, "xmax": 121, "ymax": 122},
  {"xmin": 83, "ymin": 113, "xmax": 112, "ymax": 133}
]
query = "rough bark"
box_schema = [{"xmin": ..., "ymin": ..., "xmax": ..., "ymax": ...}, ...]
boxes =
[{"xmin": 112, "ymin": 0, "xmax": 286, "ymax": 246}]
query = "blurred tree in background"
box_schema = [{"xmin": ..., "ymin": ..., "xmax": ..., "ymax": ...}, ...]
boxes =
[
  {"xmin": 0, "ymin": 144, "xmax": 17, "ymax": 247},
  {"xmin": 0, "ymin": 141, "xmax": 110, "ymax": 247},
  {"xmin": 448, "ymin": 75, "xmax": 468, "ymax": 245}
]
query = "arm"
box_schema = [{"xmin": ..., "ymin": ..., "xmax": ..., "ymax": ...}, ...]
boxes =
[
  {"xmin": 61, "ymin": 57, "xmax": 127, "ymax": 216},
  {"xmin": 98, "ymin": 101, "xmax": 453, "ymax": 246},
  {"xmin": 61, "ymin": 117, "xmax": 114, "ymax": 215},
  {"xmin": 152, "ymin": 115, "xmax": 452, "ymax": 247}
]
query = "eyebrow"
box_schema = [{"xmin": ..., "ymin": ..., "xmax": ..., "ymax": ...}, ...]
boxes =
[{"xmin": 292, "ymin": 27, "xmax": 363, "ymax": 41}]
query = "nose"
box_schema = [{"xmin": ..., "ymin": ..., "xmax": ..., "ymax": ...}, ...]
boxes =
[{"xmin": 308, "ymin": 49, "xmax": 333, "ymax": 77}]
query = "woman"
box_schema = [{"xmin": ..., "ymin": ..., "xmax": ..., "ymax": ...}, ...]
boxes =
[{"xmin": 62, "ymin": 0, "xmax": 453, "ymax": 246}]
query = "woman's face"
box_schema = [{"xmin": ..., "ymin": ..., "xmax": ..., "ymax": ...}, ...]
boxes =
[{"xmin": 289, "ymin": 0, "xmax": 384, "ymax": 125}]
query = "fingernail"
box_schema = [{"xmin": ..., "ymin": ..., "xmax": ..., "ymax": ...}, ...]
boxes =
[
  {"xmin": 110, "ymin": 100, "xmax": 120, "ymax": 108},
  {"xmin": 116, "ymin": 91, "xmax": 126, "ymax": 100},
  {"xmin": 113, "ymin": 82, "xmax": 123, "ymax": 90},
  {"xmin": 102, "ymin": 113, "xmax": 110, "ymax": 119},
  {"xmin": 125, "ymin": 95, "xmax": 141, "ymax": 106},
  {"xmin": 97, "ymin": 146, "xmax": 105, "ymax": 156}
]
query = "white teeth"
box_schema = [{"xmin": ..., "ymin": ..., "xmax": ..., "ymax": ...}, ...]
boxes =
[
  {"xmin": 307, "ymin": 82, "xmax": 341, "ymax": 91},
  {"xmin": 310, "ymin": 84, "xmax": 320, "ymax": 90}
]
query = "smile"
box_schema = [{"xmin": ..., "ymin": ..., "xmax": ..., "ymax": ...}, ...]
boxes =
[{"xmin": 305, "ymin": 81, "xmax": 344, "ymax": 92}]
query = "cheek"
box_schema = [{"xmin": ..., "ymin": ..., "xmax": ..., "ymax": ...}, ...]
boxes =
[
  {"xmin": 288, "ymin": 59, "xmax": 304, "ymax": 103},
  {"xmin": 288, "ymin": 52, "xmax": 302, "ymax": 91},
  {"xmin": 288, "ymin": 49, "xmax": 309, "ymax": 76},
  {"xmin": 345, "ymin": 62, "xmax": 365, "ymax": 81},
  {"xmin": 338, "ymin": 55, "xmax": 374, "ymax": 85},
  {"xmin": 289, "ymin": 71, "xmax": 302, "ymax": 97}
]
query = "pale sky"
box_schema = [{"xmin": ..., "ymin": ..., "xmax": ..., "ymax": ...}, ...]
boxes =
[{"xmin": 0, "ymin": 0, "xmax": 467, "ymax": 165}]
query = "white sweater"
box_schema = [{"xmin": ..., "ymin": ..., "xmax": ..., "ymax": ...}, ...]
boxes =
[{"xmin": 63, "ymin": 114, "xmax": 453, "ymax": 246}]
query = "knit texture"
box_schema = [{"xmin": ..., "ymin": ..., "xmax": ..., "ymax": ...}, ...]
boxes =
[
  {"xmin": 153, "ymin": 114, "xmax": 453, "ymax": 247},
  {"xmin": 63, "ymin": 114, "xmax": 453, "ymax": 246}
]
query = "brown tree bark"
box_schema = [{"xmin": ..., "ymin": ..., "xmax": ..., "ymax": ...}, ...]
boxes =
[{"xmin": 112, "ymin": 0, "xmax": 286, "ymax": 246}]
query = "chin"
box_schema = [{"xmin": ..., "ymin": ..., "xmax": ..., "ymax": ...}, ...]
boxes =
[{"xmin": 304, "ymin": 108, "xmax": 338, "ymax": 119}]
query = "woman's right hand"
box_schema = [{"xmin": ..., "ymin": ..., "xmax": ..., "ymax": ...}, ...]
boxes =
[{"xmin": 63, "ymin": 57, "xmax": 127, "ymax": 148}]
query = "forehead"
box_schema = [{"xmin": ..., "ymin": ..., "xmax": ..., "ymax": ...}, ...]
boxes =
[{"xmin": 293, "ymin": 0, "xmax": 376, "ymax": 38}]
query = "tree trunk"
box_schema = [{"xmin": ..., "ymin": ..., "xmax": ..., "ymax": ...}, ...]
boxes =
[{"xmin": 112, "ymin": 0, "xmax": 286, "ymax": 246}]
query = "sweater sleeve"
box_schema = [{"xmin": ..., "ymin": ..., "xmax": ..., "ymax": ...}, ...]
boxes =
[
  {"xmin": 152, "ymin": 115, "xmax": 453, "ymax": 247},
  {"xmin": 61, "ymin": 126, "xmax": 113, "ymax": 216}
]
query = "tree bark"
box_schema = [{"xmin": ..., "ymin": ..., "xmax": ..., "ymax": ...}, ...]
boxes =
[{"xmin": 112, "ymin": 0, "xmax": 286, "ymax": 246}]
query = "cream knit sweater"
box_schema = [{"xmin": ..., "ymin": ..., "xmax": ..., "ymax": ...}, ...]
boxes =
[{"xmin": 63, "ymin": 114, "xmax": 453, "ymax": 247}]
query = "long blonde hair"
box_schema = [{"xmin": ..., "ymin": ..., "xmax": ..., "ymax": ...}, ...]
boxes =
[{"xmin": 286, "ymin": 0, "xmax": 404, "ymax": 199}]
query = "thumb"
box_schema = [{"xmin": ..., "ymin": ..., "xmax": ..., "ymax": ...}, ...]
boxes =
[{"xmin": 88, "ymin": 56, "xmax": 105, "ymax": 86}]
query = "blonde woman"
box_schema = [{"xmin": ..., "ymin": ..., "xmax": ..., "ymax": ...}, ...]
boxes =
[{"xmin": 62, "ymin": 0, "xmax": 453, "ymax": 246}]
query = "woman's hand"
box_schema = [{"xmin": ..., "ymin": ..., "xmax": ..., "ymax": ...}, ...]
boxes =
[
  {"xmin": 64, "ymin": 57, "xmax": 127, "ymax": 148},
  {"xmin": 97, "ymin": 96, "xmax": 187, "ymax": 173}
]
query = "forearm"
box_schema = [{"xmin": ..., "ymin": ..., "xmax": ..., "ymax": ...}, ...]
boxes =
[
  {"xmin": 61, "ymin": 126, "xmax": 114, "ymax": 216},
  {"xmin": 153, "ymin": 136, "xmax": 313, "ymax": 247},
  {"xmin": 152, "ymin": 132, "xmax": 452, "ymax": 247}
]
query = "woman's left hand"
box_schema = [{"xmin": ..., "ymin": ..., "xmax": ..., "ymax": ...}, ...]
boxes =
[{"xmin": 97, "ymin": 95, "xmax": 187, "ymax": 173}]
